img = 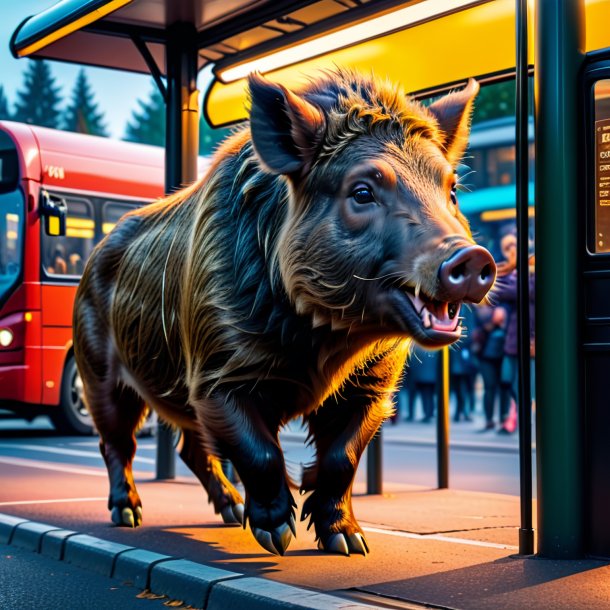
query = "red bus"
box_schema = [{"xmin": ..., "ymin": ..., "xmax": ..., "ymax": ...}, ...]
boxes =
[{"xmin": 0, "ymin": 121, "xmax": 206, "ymax": 434}]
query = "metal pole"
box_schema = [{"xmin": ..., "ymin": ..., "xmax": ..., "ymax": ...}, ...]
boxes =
[
  {"xmin": 157, "ymin": 21, "xmax": 200, "ymax": 480},
  {"xmin": 367, "ymin": 432, "xmax": 383, "ymax": 494},
  {"xmin": 437, "ymin": 346, "xmax": 450, "ymax": 489},
  {"xmin": 534, "ymin": 0, "xmax": 585, "ymax": 557},
  {"xmin": 515, "ymin": 0, "xmax": 534, "ymax": 556}
]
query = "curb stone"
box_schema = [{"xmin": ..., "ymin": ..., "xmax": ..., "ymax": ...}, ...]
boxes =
[
  {"xmin": 40, "ymin": 528, "xmax": 78, "ymax": 560},
  {"xmin": 150, "ymin": 558, "xmax": 241, "ymax": 607},
  {"xmin": 208, "ymin": 577, "xmax": 381, "ymax": 610},
  {"xmin": 11, "ymin": 521, "xmax": 62, "ymax": 552},
  {"xmin": 114, "ymin": 548, "xmax": 173, "ymax": 589},
  {"xmin": 0, "ymin": 513, "xmax": 29, "ymax": 544},
  {"xmin": 0, "ymin": 512, "xmax": 387, "ymax": 609},
  {"xmin": 64, "ymin": 533, "xmax": 134, "ymax": 576}
]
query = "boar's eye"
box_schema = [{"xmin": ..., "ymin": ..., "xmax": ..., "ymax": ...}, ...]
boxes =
[
  {"xmin": 450, "ymin": 184, "xmax": 458, "ymax": 206},
  {"xmin": 351, "ymin": 185, "xmax": 376, "ymax": 205}
]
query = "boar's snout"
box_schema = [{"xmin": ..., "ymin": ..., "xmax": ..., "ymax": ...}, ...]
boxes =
[{"xmin": 438, "ymin": 246, "xmax": 496, "ymax": 303}]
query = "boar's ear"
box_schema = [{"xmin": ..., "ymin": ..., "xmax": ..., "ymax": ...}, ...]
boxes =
[
  {"xmin": 428, "ymin": 78, "xmax": 479, "ymax": 167},
  {"xmin": 248, "ymin": 73, "xmax": 325, "ymax": 175}
]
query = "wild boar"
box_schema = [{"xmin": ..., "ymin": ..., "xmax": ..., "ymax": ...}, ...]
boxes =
[{"xmin": 73, "ymin": 69, "xmax": 495, "ymax": 557}]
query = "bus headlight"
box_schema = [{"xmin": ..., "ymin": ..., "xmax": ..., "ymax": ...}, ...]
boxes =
[{"xmin": 0, "ymin": 328, "xmax": 14, "ymax": 347}]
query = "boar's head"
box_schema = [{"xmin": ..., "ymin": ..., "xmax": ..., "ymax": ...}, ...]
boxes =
[{"xmin": 248, "ymin": 70, "xmax": 495, "ymax": 348}]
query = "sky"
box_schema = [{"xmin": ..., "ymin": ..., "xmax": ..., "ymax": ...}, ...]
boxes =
[{"xmin": 0, "ymin": 1, "xmax": 213, "ymax": 140}]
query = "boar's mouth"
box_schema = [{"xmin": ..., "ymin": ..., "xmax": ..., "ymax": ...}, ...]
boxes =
[{"xmin": 391, "ymin": 287, "xmax": 462, "ymax": 347}]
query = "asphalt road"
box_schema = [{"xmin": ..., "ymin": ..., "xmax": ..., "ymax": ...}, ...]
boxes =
[{"xmin": 0, "ymin": 414, "xmax": 525, "ymax": 496}]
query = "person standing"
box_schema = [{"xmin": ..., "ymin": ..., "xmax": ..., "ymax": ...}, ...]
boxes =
[
  {"xmin": 493, "ymin": 234, "xmax": 535, "ymax": 434},
  {"xmin": 450, "ymin": 305, "xmax": 476, "ymax": 422},
  {"xmin": 409, "ymin": 347, "xmax": 440, "ymax": 423},
  {"xmin": 472, "ymin": 305, "xmax": 509, "ymax": 431}
]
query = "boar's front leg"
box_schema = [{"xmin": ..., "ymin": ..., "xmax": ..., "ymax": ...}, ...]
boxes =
[
  {"xmin": 302, "ymin": 348, "xmax": 406, "ymax": 555},
  {"xmin": 178, "ymin": 428, "xmax": 245, "ymax": 525},
  {"xmin": 200, "ymin": 392, "xmax": 296, "ymax": 555}
]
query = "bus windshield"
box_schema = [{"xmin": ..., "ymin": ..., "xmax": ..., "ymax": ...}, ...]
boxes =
[
  {"xmin": 0, "ymin": 129, "xmax": 23, "ymax": 307},
  {"xmin": 0, "ymin": 189, "xmax": 24, "ymax": 307}
]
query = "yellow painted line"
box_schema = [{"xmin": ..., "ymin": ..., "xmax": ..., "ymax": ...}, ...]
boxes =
[{"xmin": 17, "ymin": 0, "xmax": 133, "ymax": 57}]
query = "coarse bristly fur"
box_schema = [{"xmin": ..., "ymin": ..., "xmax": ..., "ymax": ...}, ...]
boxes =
[{"xmin": 73, "ymin": 68, "xmax": 493, "ymax": 556}]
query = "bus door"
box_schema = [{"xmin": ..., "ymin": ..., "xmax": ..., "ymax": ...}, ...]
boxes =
[{"xmin": 39, "ymin": 193, "xmax": 96, "ymax": 404}]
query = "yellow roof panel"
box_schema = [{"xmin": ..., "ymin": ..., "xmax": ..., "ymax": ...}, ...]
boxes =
[{"xmin": 205, "ymin": 0, "xmax": 610, "ymax": 127}]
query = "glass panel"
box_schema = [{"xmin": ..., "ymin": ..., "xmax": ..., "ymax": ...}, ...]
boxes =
[
  {"xmin": 0, "ymin": 190, "xmax": 24, "ymax": 305},
  {"xmin": 594, "ymin": 79, "xmax": 610, "ymax": 254},
  {"xmin": 42, "ymin": 196, "xmax": 95, "ymax": 278},
  {"xmin": 102, "ymin": 202, "xmax": 135, "ymax": 236}
]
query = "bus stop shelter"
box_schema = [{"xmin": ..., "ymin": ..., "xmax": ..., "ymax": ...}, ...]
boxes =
[{"xmin": 10, "ymin": 0, "xmax": 610, "ymax": 560}]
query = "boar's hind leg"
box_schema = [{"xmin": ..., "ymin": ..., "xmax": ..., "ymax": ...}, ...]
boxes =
[
  {"xmin": 179, "ymin": 428, "xmax": 244, "ymax": 524},
  {"xmin": 303, "ymin": 350, "xmax": 406, "ymax": 556},
  {"xmin": 204, "ymin": 393, "xmax": 296, "ymax": 555},
  {"xmin": 87, "ymin": 382, "xmax": 147, "ymax": 528}
]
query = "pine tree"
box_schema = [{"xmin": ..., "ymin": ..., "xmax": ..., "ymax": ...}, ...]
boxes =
[
  {"xmin": 13, "ymin": 60, "xmax": 62, "ymax": 128},
  {"xmin": 0, "ymin": 86, "xmax": 10, "ymax": 120},
  {"xmin": 126, "ymin": 81, "xmax": 231, "ymax": 152},
  {"xmin": 63, "ymin": 69, "xmax": 108, "ymax": 136},
  {"xmin": 125, "ymin": 82, "xmax": 165, "ymax": 146},
  {"xmin": 471, "ymin": 80, "xmax": 516, "ymax": 124},
  {"xmin": 199, "ymin": 114, "xmax": 230, "ymax": 154}
]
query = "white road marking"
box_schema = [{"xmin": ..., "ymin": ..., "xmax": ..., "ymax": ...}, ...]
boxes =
[
  {"xmin": 0, "ymin": 443, "xmax": 154, "ymax": 464},
  {"xmin": 71, "ymin": 441, "xmax": 157, "ymax": 451},
  {"xmin": 362, "ymin": 525, "xmax": 519, "ymax": 551},
  {"xmin": 0, "ymin": 455, "xmax": 108, "ymax": 476},
  {"xmin": 0, "ymin": 497, "xmax": 107, "ymax": 507}
]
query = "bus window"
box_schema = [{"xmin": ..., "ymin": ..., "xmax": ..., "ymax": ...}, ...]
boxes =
[
  {"xmin": 594, "ymin": 79, "xmax": 610, "ymax": 253},
  {"xmin": 102, "ymin": 201, "xmax": 136, "ymax": 236},
  {"xmin": 42, "ymin": 196, "xmax": 94, "ymax": 278}
]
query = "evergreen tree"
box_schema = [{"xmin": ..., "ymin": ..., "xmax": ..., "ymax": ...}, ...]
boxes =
[
  {"xmin": 126, "ymin": 81, "xmax": 231, "ymax": 153},
  {"xmin": 0, "ymin": 86, "xmax": 10, "ymax": 120},
  {"xmin": 199, "ymin": 114, "xmax": 231, "ymax": 154},
  {"xmin": 471, "ymin": 80, "xmax": 516, "ymax": 124},
  {"xmin": 125, "ymin": 82, "xmax": 165, "ymax": 146},
  {"xmin": 13, "ymin": 60, "xmax": 62, "ymax": 128},
  {"xmin": 63, "ymin": 69, "xmax": 108, "ymax": 136}
]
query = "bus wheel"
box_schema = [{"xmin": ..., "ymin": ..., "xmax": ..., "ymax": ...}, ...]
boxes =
[{"xmin": 50, "ymin": 355, "xmax": 94, "ymax": 435}]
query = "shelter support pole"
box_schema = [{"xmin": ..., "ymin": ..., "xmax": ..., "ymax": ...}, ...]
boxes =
[
  {"xmin": 515, "ymin": 0, "xmax": 534, "ymax": 556},
  {"xmin": 534, "ymin": 0, "xmax": 585, "ymax": 557},
  {"xmin": 367, "ymin": 433, "xmax": 383, "ymax": 495},
  {"xmin": 437, "ymin": 346, "xmax": 449, "ymax": 489},
  {"xmin": 157, "ymin": 21, "xmax": 200, "ymax": 480}
]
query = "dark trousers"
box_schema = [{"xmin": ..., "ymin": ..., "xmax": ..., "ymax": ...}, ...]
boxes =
[
  {"xmin": 414, "ymin": 383, "xmax": 435, "ymax": 420},
  {"xmin": 451, "ymin": 374, "xmax": 473, "ymax": 420},
  {"xmin": 479, "ymin": 357, "xmax": 510, "ymax": 423}
]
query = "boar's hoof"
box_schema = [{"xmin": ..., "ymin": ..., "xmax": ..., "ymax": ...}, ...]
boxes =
[
  {"xmin": 220, "ymin": 503, "xmax": 245, "ymax": 525},
  {"xmin": 318, "ymin": 532, "xmax": 369, "ymax": 556},
  {"xmin": 111, "ymin": 506, "xmax": 142, "ymax": 528},
  {"xmin": 252, "ymin": 522, "xmax": 293, "ymax": 556}
]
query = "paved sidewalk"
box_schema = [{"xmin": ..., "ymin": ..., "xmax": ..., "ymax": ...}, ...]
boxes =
[{"xmin": 2, "ymin": 481, "xmax": 609, "ymax": 610}]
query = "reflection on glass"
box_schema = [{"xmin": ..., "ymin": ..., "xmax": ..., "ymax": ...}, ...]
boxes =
[
  {"xmin": 0, "ymin": 190, "xmax": 24, "ymax": 305},
  {"xmin": 594, "ymin": 79, "xmax": 610, "ymax": 253}
]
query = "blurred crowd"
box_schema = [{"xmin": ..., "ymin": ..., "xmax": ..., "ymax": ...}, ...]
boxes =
[{"xmin": 394, "ymin": 233, "xmax": 535, "ymax": 435}]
